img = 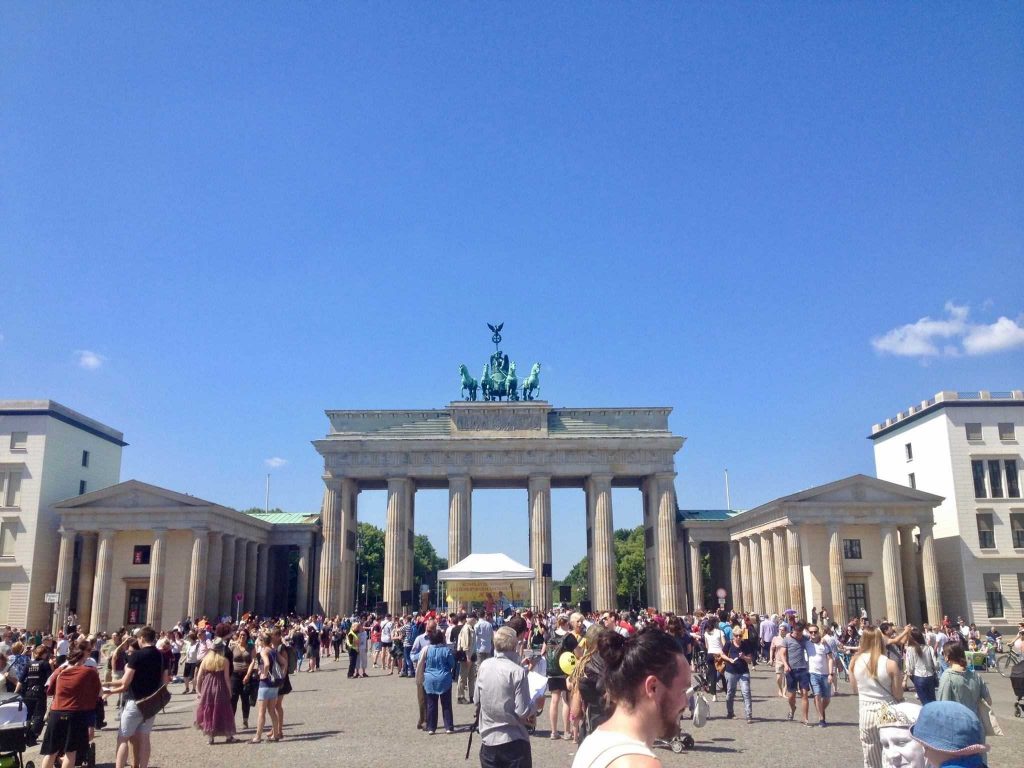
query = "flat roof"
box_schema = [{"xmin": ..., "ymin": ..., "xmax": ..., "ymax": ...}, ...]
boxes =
[
  {"xmin": 869, "ymin": 390, "xmax": 1023, "ymax": 440},
  {"xmin": 0, "ymin": 400, "xmax": 127, "ymax": 447}
]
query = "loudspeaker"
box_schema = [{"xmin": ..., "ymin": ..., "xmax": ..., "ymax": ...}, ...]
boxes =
[
  {"xmin": 541, "ymin": 563, "xmax": 552, "ymax": 578},
  {"xmin": 400, "ymin": 590, "xmax": 413, "ymax": 606},
  {"xmin": 375, "ymin": 601, "xmax": 389, "ymax": 616},
  {"xmin": 580, "ymin": 599, "xmax": 592, "ymax": 614},
  {"xmin": 559, "ymin": 585, "xmax": 571, "ymax": 602}
]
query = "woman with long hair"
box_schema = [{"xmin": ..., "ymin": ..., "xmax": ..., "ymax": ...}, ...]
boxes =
[
  {"xmin": 937, "ymin": 643, "xmax": 992, "ymax": 746},
  {"xmin": 850, "ymin": 627, "xmax": 901, "ymax": 768},
  {"xmin": 194, "ymin": 638, "xmax": 236, "ymax": 744},
  {"xmin": 242, "ymin": 632, "xmax": 282, "ymax": 743},
  {"xmin": 229, "ymin": 629, "xmax": 254, "ymax": 730},
  {"xmin": 38, "ymin": 645, "xmax": 101, "ymax": 768},
  {"xmin": 546, "ymin": 614, "xmax": 577, "ymax": 741},
  {"xmin": 904, "ymin": 628, "xmax": 938, "ymax": 705}
]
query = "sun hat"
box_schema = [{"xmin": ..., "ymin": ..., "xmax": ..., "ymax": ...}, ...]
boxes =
[{"xmin": 910, "ymin": 701, "xmax": 989, "ymax": 757}]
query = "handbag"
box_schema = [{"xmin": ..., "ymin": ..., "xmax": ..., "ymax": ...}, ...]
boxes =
[
  {"xmin": 980, "ymin": 699, "xmax": 1003, "ymax": 737},
  {"xmin": 134, "ymin": 684, "xmax": 170, "ymax": 720}
]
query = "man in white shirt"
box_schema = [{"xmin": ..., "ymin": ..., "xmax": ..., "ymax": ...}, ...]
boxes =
[{"xmin": 804, "ymin": 625, "xmax": 835, "ymax": 727}]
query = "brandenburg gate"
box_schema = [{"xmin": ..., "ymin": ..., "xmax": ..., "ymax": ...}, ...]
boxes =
[{"xmin": 313, "ymin": 402, "xmax": 685, "ymax": 615}]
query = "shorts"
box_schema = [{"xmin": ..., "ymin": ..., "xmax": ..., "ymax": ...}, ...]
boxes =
[
  {"xmin": 380, "ymin": 641, "xmax": 392, "ymax": 648},
  {"xmin": 786, "ymin": 669, "xmax": 811, "ymax": 693},
  {"xmin": 547, "ymin": 676, "xmax": 568, "ymax": 692},
  {"xmin": 183, "ymin": 662, "xmax": 197, "ymax": 678},
  {"xmin": 774, "ymin": 661, "xmax": 785, "ymax": 674},
  {"xmin": 118, "ymin": 699, "xmax": 155, "ymax": 739},
  {"xmin": 257, "ymin": 684, "xmax": 279, "ymax": 702},
  {"xmin": 372, "ymin": 641, "xmax": 381, "ymax": 652},
  {"xmin": 809, "ymin": 673, "xmax": 831, "ymax": 698}
]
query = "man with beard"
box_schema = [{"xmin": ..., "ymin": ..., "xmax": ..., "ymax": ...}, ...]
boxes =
[{"xmin": 571, "ymin": 627, "xmax": 691, "ymax": 768}]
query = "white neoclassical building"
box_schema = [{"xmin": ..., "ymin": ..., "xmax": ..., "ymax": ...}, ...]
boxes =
[
  {"xmin": 680, "ymin": 475, "xmax": 944, "ymax": 627},
  {"xmin": 872, "ymin": 389, "xmax": 1024, "ymax": 627}
]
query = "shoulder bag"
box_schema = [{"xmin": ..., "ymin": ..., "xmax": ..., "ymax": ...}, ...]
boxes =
[{"xmin": 135, "ymin": 683, "xmax": 171, "ymax": 720}]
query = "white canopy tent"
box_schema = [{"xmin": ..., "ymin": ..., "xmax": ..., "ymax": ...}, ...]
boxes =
[{"xmin": 438, "ymin": 553, "xmax": 535, "ymax": 605}]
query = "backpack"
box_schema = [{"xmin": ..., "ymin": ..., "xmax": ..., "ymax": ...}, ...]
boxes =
[
  {"xmin": 263, "ymin": 649, "xmax": 284, "ymax": 684},
  {"xmin": 22, "ymin": 661, "xmax": 45, "ymax": 702}
]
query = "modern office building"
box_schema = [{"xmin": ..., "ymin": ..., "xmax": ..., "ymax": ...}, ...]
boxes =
[
  {"xmin": 0, "ymin": 400, "xmax": 125, "ymax": 629},
  {"xmin": 871, "ymin": 390, "xmax": 1024, "ymax": 628}
]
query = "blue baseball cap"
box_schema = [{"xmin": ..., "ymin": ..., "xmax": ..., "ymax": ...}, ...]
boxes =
[{"xmin": 910, "ymin": 701, "xmax": 989, "ymax": 758}]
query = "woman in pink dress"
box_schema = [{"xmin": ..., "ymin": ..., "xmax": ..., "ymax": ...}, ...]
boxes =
[{"xmin": 194, "ymin": 638, "xmax": 236, "ymax": 743}]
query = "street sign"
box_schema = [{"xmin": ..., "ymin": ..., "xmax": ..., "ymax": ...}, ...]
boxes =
[
  {"xmin": 44, "ymin": 592, "xmax": 59, "ymax": 604},
  {"xmin": 718, "ymin": 597, "xmax": 726, "ymax": 607},
  {"xmin": 715, "ymin": 587, "xmax": 727, "ymax": 599},
  {"xmin": 234, "ymin": 592, "xmax": 243, "ymax": 602}
]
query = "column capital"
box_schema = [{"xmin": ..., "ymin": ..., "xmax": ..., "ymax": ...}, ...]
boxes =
[
  {"xmin": 58, "ymin": 526, "xmax": 77, "ymax": 537},
  {"xmin": 589, "ymin": 472, "xmax": 614, "ymax": 484},
  {"xmin": 152, "ymin": 526, "xmax": 167, "ymax": 535},
  {"xmin": 324, "ymin": 477, "xmax": 343, "ymax": 492},
  {"xmin": 653, "ymin": 471, "xmax": 677, "ymax": 481},
  {"xmin": 98, "ymin": 528, "xmax": 116, "ymax": 540},
  {"xmin": 208, "ymin": 529, "xmax": 223, "ymax": 540}
]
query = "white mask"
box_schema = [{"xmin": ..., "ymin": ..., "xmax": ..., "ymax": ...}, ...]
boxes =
[{"xmin": 879, "ymin": 727, "xmax": 926, "ymax": 768}]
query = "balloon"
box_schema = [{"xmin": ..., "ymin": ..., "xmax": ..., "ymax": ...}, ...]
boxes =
[{"xmin": 559, "ymin": 651, "xmax": 577, "ymax": 676}]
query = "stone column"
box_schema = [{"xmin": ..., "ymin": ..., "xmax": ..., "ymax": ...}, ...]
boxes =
[
  {"xmin": 528, "ymin": 475, "xmax": 552, "ymax": 611},
  {"xmin": 147, "ymin": 528, "xmax": 167, "ymax": 629},
  {"xmin": 205, "ymin": 531, "xmax": 224, "ymax": 618},
  {"xmin": 590, "ymin": 474, "xmax": 616, "ymax": 611},
  {"xmin": 772, "ymin": 529, "xmax": 789, "ymax": 614},
  {"xmin": 642, "ymin": 477, "xmax": 660, "ymax": 608},
  {"xmin": 90, "ymin": 530, "xmax": 115, "ymax": 631},
  {"xmin": 405, "ymin": 482, "xmax": 416, "ymax": 608},
  {"xmin": 918, "ymin": 522, "xmax": 942, "ymax": 626},
  {"xmin": 689, "ymin": 535, "xmax": 704, "ymax": 613},
  {"xmin": 76, "ymin": 533, "xmax": 97, "ymax": 633},
  {"xmin": 338, "ymin": 478, "xmax": 359, "ymax": 615},
  {"xmin": 219, "ymin": 535, "xmax": 236, "ymax": 617},
  {"xmin": 296, "ymin": 541, "xmax": 311, "ymax": 615},
  {"xmin": 899, "ymin": 526, "xmax": 922, "ymax": 626},
  {"xmin": 738, "ymin": 537, "xmax": 753, "ymax": 611},
  {"xmin": 54, "ymin": 528, "xmax": 76, "ymax": 633},
  {"xmin": 786, "ymin": 526, "xmax": 806, "ymax": 615},
  {"xmin": 826, "ymin": 524, "xmax": 846, "ymax": 625},
  {"xmin": 232, "ymin": 538, "xmax": 247, "ymax": 617},
  {"xmin": 880, "ymin": 526, "xmax": 906, "ymax": 625},
  {"xmin": 655, "ymin": 473, "xmax": 682, "ymax": 614},
  {"xmin": 759, "ymin": 531, "xmax": 776, "ymax": 615},
  {"xmin": 585, "ymin": 482, "xmax": 596, "ymax": 602},
  {"xmin": 384, "ymin": 477, "xmax": 409, "ymax": 613},
  {"xmin": 245, "ymin": 540, "xmax": 258, "ymax": 615},
  {"xmin": 256, "ymin": 543, "xmax": 269, "ymax": 615},
  {"xmin": 448, "ymin": 475, "xmax": 472, "ymax": 567},
  {"xmin": 317, "ymin": 481, "xmax": 342, "ymax": 616},
  {"xmin": 748, "ymin": 535, "xmax": 765, "ymax": 614},
  {"xmin": 186, "ymin": 528, "xmax": 208, "ymax": 620},
  {"xmin": 729, "ymin": 540, "xmax": 743, "ymax": 612}
]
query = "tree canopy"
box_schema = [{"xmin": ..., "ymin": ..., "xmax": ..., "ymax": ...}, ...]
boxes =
[{"xmin": 562, "ymin": 525, "xmax": 649, "ymax": 608}]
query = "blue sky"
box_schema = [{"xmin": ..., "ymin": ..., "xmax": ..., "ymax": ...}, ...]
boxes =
[{"xmin": 2, "ymin": 5, "xmax": 1022, "ymax": 578}]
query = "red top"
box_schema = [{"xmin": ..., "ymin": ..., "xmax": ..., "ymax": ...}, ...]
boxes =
[{"xmin": 48, "ymin": 665, "xmax": 102, "ymax": 712}]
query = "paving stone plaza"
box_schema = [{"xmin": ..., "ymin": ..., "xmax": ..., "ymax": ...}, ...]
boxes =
[{"xmin": 22, "ymin": 655, "xmax": 1020, "ymax": 766}]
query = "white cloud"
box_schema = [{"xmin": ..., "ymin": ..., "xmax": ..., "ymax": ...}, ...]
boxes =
[
  {"xmin": 75, "ymin": 350, "xmax": 106, "ymax": 370},
  {"xmin": 872, "ymin": 302, "xmax": 1024, "ymax": 358},
  {"xmin": 264, "ymin": 457, "xmax": 288, "ymax": 469}
]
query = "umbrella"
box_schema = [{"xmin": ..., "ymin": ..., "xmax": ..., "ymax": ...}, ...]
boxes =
[{"xmin": 784, "ymin": 609, "xmax": 797, "ymax": 615}]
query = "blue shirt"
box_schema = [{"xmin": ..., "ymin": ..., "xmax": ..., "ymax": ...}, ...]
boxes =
[
  {"xmin": 410, "ymin": 632, "xmax": 432, "ymax": 663},
  {"xmin": 475, "ymin": 619, "xmax": 494, "ymax": 655},
  {"xmin": 423, "ymin": 645, "xmax": 457, "ymax": 694}
]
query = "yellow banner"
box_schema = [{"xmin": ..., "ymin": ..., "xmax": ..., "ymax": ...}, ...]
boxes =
[{"xmin": 443, "ymin": 579, "xmax": 531, "ymax": 603}]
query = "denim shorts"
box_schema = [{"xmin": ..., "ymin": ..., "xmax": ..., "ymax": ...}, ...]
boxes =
[
  {"xmin": 118, "ymin": 699, "xmax": 155, "ymax": 739},
  {"xmin": 809, "ymin": 672, "xmax": 831, "ymax": 698},
  {"xmin": 257, "ymin": 683, "xmax": 279, "ymax": 702},
  {"xmin": 786, "ymin": 669, "xmax": 811, "ymax": 692}
]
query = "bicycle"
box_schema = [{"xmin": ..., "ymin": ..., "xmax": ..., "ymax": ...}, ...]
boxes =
[{"xmin": 996, "ymin": 648, "xmax": 1021, "ymax": 677}]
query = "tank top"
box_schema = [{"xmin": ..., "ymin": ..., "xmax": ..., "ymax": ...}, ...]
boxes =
[
  {"xmin": 571, "ymin": 729, "xmax": 656, "ymax": 768},
  {"xmin": 852, "ymin": 655, "xmax": 896, "ymax": 704}
]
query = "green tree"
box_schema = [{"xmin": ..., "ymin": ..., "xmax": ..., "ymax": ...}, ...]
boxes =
[
  {"xmin": 562, "ymin": 525, "xmax": 649, "ymax": 609},
  {"xmin": 563, "ymin": 557, "xmax": 588, "ymax": 603},
  {"xmin": 355, "ymin": 522, "xmax": 386, "ymax": 608},
  {"xmin": 413, "ymin": 534, "xmax": 448, "ymax": 592}
]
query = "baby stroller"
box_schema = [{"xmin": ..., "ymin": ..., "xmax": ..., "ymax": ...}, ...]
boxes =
[
  {"xmin": 0, "ymin": 694, "xmax": 36, "ymax": 768},
  {"xmin": 1011, "ymin": 660, "xmax": 1024, "ymax": 718},
  {"xmin": 653, "ymin": 670, "xmax": 707, "ymax": 754}
]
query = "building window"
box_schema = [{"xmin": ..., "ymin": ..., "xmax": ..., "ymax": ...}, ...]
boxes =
[
  {"xmin": 78, "ymin": 480, "xmax": 86, "ymax": 496},
  {"xmin": 972, "ymin": 460, "xmax": 987, "ymax": 498},
  {"xmin": 132, "ymin": 545, "xmax": 151, "ymax": 565},
  {"xmin": 8, "ymin": 433, "xmax": 27, "ymax": 451},
  {"xmin": 976, "ymin": 513, "xmax": 995, "ymax": 549},
  {"xmin": 843, "ymin": 539, "xmax": 862, "ymax": 559},
  {"xmin": 998, "ymin": 422, "xmax": 1016, "ymax": 441},
  {"xmin": 0, "ymin": 584, "xmax": 9, "ymax": 624},
  {"xmin": 908, "ymin": 473, "xmax": 916, "ymax": 489},
  {"xmin": 905, "ymin": 443, "xmax": 913, "ymax": 461},
  {"xmin": 0, "ymin": 471, "xmax": 21, "ymax": 508},
  {"xmin": 965, "ymin": 423, "xmax": 983, "ymax": 441},
  {"xmin": 983, "ymin": 573, "xmax": 1003, "ymax": 617},
  {"xmin": 1019, "ymin": 574, "xmax": 1024, "ymax": 615},
  {"xmin": 846, "ymin": 582, "xmax": 868, "ymax": 619},
  {"xmin": 1006, "ymin": 460, "xmax": 1020, "ymax": 498},
  {"xmin": 81, "ymin": 450, "xmax": 89, "ymax": 468},
  {"xmin": 126, "ymin": 588, "xmax": 148, "ymax": 625},
  {"xmin": 0, "ymin": 523, "xmax": 14, "ymax": 557},
  {"xmin": 1011, "ymin": 514, "xmax": 1024, "ymax": 549},
  {"xmin": 988, "ymin": 460, "xmax": 1004, "ymax": 498}
]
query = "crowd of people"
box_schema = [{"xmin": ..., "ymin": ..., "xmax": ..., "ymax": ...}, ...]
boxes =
[{"xmin": 0, "ymin": 604, "xmax": 1018, "ymax": 768}]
